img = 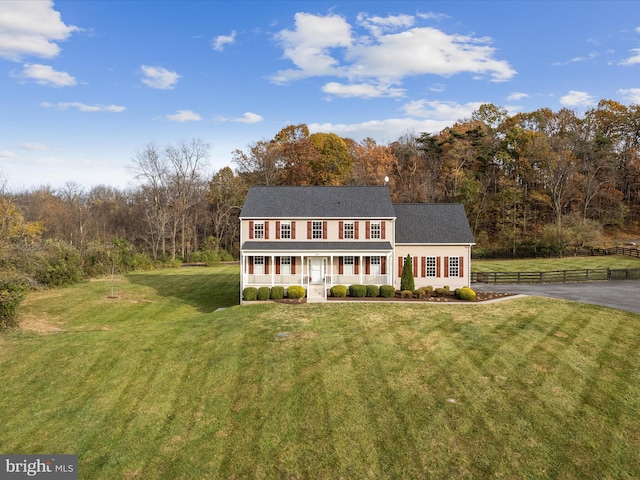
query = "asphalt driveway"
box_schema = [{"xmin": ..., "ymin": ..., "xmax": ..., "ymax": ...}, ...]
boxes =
[{"xmin": 472, "ymin": 280, "xmax": 640, "ymax": 314}]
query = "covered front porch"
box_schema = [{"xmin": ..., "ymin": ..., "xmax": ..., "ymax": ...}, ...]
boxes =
[{"xmin": 240, "ymin": 241, "xmax": 394, "ymax": 298}]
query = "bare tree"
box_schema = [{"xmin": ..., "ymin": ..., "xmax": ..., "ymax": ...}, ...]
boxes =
[
  {"xmin": 165, "ymin": 138, "xmax": 209, "ymax": 259},
  {"xmin": 129, "ymin": 143, "xmax": 170, "ymax": 260}
]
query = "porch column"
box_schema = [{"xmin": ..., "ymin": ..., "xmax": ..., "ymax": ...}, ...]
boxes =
[
  {"xmin": 330, "ymin": 255, "xmax": 334, "ymax": 287},
  {"xmin": 300, "ymin": 255, "xmax": 305, "ymax": 286},
  {"xmin": 359, "ymin": 255, "xmax": 363, "ymax": 284},
  {"xmin": 271, "ymin": 255, "xmax": 275, "ymax": 286}
]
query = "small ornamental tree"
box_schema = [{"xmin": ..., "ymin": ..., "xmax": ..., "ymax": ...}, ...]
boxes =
[{"xmin": 400, "ymin": 254, "xmax": 415, "ymax": 292}]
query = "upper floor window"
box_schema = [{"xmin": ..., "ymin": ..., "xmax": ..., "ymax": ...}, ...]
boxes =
[
  {"xmin": 253, "ymin": 222, "xmax": 264, "ymax": 239},
  {"xmin": 312, "ymin": 221, "xmax": 323, "ymax": 239},
  {"xmin": 344, "ymin": 221, "xmax": 354, "ymax": 239},
  {"xmin": 280, "ymin": 221, "xmax": 291, "ymax": 239},
  {"xmin": 370, "ymin": 221, "xmax": 381, "ymax": 239}
]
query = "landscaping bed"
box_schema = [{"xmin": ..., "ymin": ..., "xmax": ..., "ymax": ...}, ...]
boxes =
[{"xmin": 326, "ymin": 291, "xmax": 513, "ymax": 302}]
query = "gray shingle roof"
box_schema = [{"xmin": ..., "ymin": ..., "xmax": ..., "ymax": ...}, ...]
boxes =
[
  {"xmin": 394, "ymin": 203, "xmax": 475, "ymax": 244},
  {"xmin": 240, "ymin": 186, "xmax": 395, "ymax": 218}
]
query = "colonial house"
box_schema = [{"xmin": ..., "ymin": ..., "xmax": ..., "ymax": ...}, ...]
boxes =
[{"xmin": 239, "ymin": 186, "xmax": 475, "ymax": 301}]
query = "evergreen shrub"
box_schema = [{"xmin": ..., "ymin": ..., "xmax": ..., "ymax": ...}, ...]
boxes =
[
  {"xmin": 366, "ymin": 285, "xmax": 379, "ymax": 297},
  {"xmin": 270, "ymin": 286, "xmax": 285, "ymax": 300},
  {"xmin": 330, "ymin": 285, "xmax": 347, "ymax": 298},
  {"xmin": 379, "ymin": 285, "xmax": 395, "ymax": 298},
  {"xmin": 243, "ymin": 287, "xmax": 258, "ymax": 301},
  {"xmin": 287, "ymin": 286, "xmax": 306, "ymax": 299},
  {"xmin": 257, "ymin": 287, "xmax": 271, "ymax": 301},
  {"xmin": 349, "ymin": 284, "xmax": 367, "ymax": 298},
  {"xmin": 456, "ymin": 287, "xmax": 477, "ymax": 301},
  {"xmin": 400, "ymin": 254, "xmax": 415, "ymax": 292},
  {"xmin": 401, "ymin": 290, "xmax": 413, "ymax": 299}
]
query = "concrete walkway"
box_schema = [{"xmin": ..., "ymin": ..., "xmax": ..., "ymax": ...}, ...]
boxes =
[{"xmin": 473, "ymin": 280, "xmax": 640, "ymax": 314}]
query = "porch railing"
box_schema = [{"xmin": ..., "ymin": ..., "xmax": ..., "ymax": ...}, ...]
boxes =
[{"xmin": 245, "ymin": 273, "xmax": 392, "ymax": 287}]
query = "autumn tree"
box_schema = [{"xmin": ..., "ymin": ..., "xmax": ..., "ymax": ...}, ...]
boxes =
[{"xmin": 348, "ymin": 137, "xmax": 397, "ymax": 187}]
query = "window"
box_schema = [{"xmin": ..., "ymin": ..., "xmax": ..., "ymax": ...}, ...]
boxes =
[
  {"xmin": 344, "ymin": 221, "xmax": 354, "ymax": 239},
  {"xmin": 253, "ymin": 256, "xmax": 264, "ymax": 275},
  {"xmin": 253, "ymin": 222, "xmax": 264, "ymax": 239},
  {"xmin": 343, "ymin": 256, "xmax": 354, "ymax": 275},
  {"xmin": 280, "ymin": 222, "xmax": 291, "ymax": 239},
  {"xmin": 426, "ymin": 257, "xmax": 436, "ymax": 277},
  {"xmin": 280, "ymin": 256, "xmax": 291, "ymax": 275},
  {"xmin": 370, "ymin": 221, "xmax": 381, "ymax": 239},
  {"xmin": 449, "ymin": 257, "xmax": 459, "ymax": 277},
  {"xmin": 370, "ymin": 256, "xmax": 381, "ymax": 275},
  {"xmin": 312, "ymin": 221, "xmax": 323, "ymax": 239}
]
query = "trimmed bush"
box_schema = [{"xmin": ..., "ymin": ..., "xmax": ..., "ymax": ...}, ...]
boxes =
[
  {"xmin": 257, "ymin": 287, "xmax": 271, "ymax": 301},
  {"xmin": 434, "ymin": 287, "xmax": 448, "ymax": 297},
  {"xmin": 366, "ymin": 285, "xmax": 379, "ymax": 298},
  {"xmin": 243, "ymin": 287, "xmax": 257, "ymax": 301},
  {"xmin": 287, "ymin": 285, "xmax": 306, "ymax": 299},
  {"xmin": 330, "ymin": 285, "xmax": 348, "ymax": 298},
  {"xmin": 379, "ymin": 285, "xmax": 395, "ymax": 298},
  {"xmin": 349, "ymin": 284, "xmax": 367, "ymax": 298},
  {"xmin": 270, "ymin": 286, "xmax": 285, "ymax": 300},
  {"xmin": 401, "ymin": 290, "xmax": 413, "ymax": 299},
  {"xmin": 456, "ymin": 287, "xmax": 477, "ymax": 301},
  {"xmin": 414, "ymin": 288, "xmax": 426, "ymax": 299}
]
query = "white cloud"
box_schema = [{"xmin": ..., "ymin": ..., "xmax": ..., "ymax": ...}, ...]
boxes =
[
  {"xmin": 403, "ymin": 99, "xmax": 483, "ymax": 120},
  {"xmin": 0, "ymin": 0, "xmax": 79, "ymax": 61},
  {"xmin": 308, "ymin": 99, "xmax": 484, "ymax": 142},
  {"xmin": 232, "ymin": 112, "xmax": 263, "ymax": 124},
  {"xmin": 271, "ymin": 12, "xmax": 516, "ymax": 96},
  {"xmin": 270, "ymin": 12, "xmax": 353, "ymax": 84},
  {"xmin": 41, "ymin": 102, "xmax": 126, "ymax": 112},
  {"xmin": 140, "ymin": 65, "xmax": 181, "ymax": 90},
  {"xmin": 0, "ymin": 150, "xmax": 17, "ymax": 159},
  {"xmin": 356, "ymin": 13, "xmax": 414, "ymax": 37},
  {"xmin": 508, "ymin": 92, "xmax": 529, "ymax": 101},
  {"xmin": 559, "ymin": 90, "xmax": 595, "ymax": 107},
  {"xmin": 165, "ymin": 110, "xmax": 202, "ymax": 122},
  {"xmin": 212, "ymin": 30, "xmax": 236, "ymax": 51},
  {"xmin": 321, "ymin": 82, "xmax": 405, "ymax": 98},
  {"xmin": 15, "ymin": 63, "xmax": 76, "ymax": 87},
  {"xmin": 20, "ymin": 142, "xmax": 49, "ymax": 151},
  {"xmin": 416, "ymin": 12, "xmax": 449, "ymax": 21},
  {"xmin": 620, "ymin": 48, "xmax": 640, "ymax": 66},
  {"xmin": 348, "ymin": 27, "xmax": 515, "ymax": 83},
  {"xmin": 214, "ymin": 112, "xmax": 264, "ymax": 124},
  {"xmin": 620, "ymin": 88, "xmax": 640, "ymax": 104},
  {"xmin": 309, "ymin": 117, "xmax": 450, "ymax": 142}
]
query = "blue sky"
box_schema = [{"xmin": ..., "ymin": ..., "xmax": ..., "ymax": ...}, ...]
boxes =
[{"xmin": 1, "ymin": 0, "xmax": 640, "ymax": 190}]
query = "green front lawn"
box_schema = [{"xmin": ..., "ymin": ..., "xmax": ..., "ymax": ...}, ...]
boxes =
[
  {"xmin": 472, "ymin": 254, "xmax": 640, "ymax": 272},
  {"xmin": 1, "ymin": 265, "xmax": 639, "ymax": 479}
]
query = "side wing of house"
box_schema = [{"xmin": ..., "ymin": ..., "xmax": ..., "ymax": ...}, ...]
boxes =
[
  {"xmin": 239, "ymin": 186, "xmax": 397, "ymax": 300},
  {"xmin": 393, "ymin": 203, "xmax": 475, "ymax": 290}
]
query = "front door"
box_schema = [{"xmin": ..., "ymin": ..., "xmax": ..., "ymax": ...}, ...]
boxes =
[{"xmin": 310, "ymin": 257, "xmax": 325, "ymax": 284}]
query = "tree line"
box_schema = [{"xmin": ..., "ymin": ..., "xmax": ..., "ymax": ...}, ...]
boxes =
[{"xmin": 2, "ymin": 99, "xmax": 640, "ymax": 280}]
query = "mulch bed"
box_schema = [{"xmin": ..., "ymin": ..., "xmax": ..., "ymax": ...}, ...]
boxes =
[{"xmin": 272, "ymin": 292, "xmax": 513, "ymax": 304}]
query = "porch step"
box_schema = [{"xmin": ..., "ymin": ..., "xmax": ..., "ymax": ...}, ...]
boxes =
[{"xmin": 307, "ymin": 284, "xmax": 327, "ymax": 303}]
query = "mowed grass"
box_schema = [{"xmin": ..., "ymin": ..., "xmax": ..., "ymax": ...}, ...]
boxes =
[
  {"xmin": 1, "ymin": 265, "xmax": 640, "ymax": 479},
  {"xmin": 472, "ymin": 254, "xmax": 640, "ymax": 272}
]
